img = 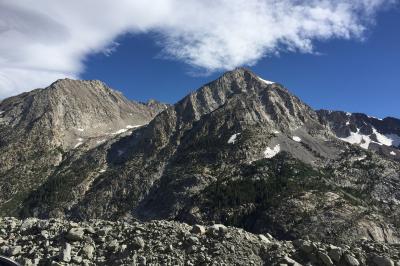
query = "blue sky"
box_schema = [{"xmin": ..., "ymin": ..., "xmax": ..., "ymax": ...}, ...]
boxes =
[
  {"xmin": 82, "ymin": 7, "xmax": 400, "ymax": 119},
  {"xmin": 0, "ymin": 0, "xmax": 399, "ymax": 119}
]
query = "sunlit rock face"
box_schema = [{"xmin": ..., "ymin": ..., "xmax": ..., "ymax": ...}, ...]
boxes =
[{"xmin": 0, "ymin": 78, "xmax": 166, "ymax": 215}]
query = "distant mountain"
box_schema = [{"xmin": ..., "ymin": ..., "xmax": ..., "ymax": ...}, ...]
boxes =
[
  {"xmin": 0, "ymin": 79, "xmax": 166, "ymax": 215},
  {"xmin": 318, "ymin": 110, "xmax": 400, "ymax": 160}
]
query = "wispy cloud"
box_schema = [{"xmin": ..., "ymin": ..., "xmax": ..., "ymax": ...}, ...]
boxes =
[{"xmin": 0, "ymin": 0, "xmax": 396, "ymax": 98}]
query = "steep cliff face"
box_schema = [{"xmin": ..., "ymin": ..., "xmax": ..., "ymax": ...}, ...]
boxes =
[
  {"xmin": 16, "ymin": 69, "xmax": 399, "ymax": 246},
  {"xmin": 0, "ymin": 79, "xmax": 166, "ymax": 215}
]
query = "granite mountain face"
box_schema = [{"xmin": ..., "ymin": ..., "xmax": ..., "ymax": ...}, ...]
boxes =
[
  {"xmin": 0, "ymin": 79, "xmax": 167, "ymax": 216},
  {"xmin": 0, "ymin": 68, "xmax": 399, "ymax": 265}
]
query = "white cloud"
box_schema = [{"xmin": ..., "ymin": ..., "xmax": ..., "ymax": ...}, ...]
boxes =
[{"xmin": 0, "ymin": 0, "xmax": 396, "ymax": 98}]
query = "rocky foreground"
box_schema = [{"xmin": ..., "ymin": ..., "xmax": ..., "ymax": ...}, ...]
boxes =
[{"xmin": 0, "ymin": 218, "xmax": 399, "ymax": 266}]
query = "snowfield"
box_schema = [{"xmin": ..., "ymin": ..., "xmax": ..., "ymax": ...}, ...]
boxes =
[
  {"xmin": 340, "ymin": 127, "xmax": 400, "ymax": 149},
  {"xmin": 126, "ymin": 125, "xmax": 142, "ymax": 129},
  {"xmin": 368, "ymin": 115, "xmax": 383, "ymax": 121},
  {"xmin": 258, "ymin": 77, "xmax": 275, "ymax": 85},
  {"xmin": 340, "ymin": 129, "xmax": 371, "ymax": 149},
  {"xmin": 373, "ymin": 128, "xmax": 393, "ymax": 146},
  {"xmin": 112, "ymin": 128, "xmax": 129, "ymax": 135},
  {"xmin": 385, "ymin": 133, "xmax": 400, "ymax": 147},
  {"xmin": 264, "ymin": 144, "xmax": 280, "ymax": 158},
  {"xmin": 112, "ymin": 125, "xmax": 142, "ymax": 135},
  {"xmin": 356, "ymin": 155, "xmax": 367, "ymax": 161},
  {"xmin": 292, "ymin": 136, "xmax": 301, "ymax": 142},
  {"xmin": 228, "ymin": 133, "xmax": 240, "ymax": 144},
  {"xmin": 74, "ymin": 138, "xmax": 84, "ymax": 148}
]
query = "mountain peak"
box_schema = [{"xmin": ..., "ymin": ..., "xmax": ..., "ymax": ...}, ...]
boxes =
[
  {"xmin": 50, "ymin": 78, "xmax": 104, "ymax": 86},
  {"xmin": 218, "ymin": 67, "xmax": 259, "ymax": 83},
  {"xmin": 0, "ymin": 78, "xmax": 166, "ymax": 150},
  {"xmin": 224, "ymin": 67, "xmax": 255, "ymax": 76},
  {"xmin": 48, "ymin": 78, "xmax": 118, "ymax": 96},
  {"xmin": 221, "ymin": 67, "xmax": 274, "ymax": 84}
]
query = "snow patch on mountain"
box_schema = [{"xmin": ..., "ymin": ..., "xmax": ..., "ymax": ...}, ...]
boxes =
[
  {"xmin": 339, "ymin": 129, "xmax": 371, "ymax": 149},
  {"xmin": 126, "ymin": 125, "xmax": 142, "ymax": 129},
  {"xmin": 368, "ymin": 115, "xmax": 382, "ymax": 121},
  {"xmin": 264, "ymin": 144, "xmax": 280, "ymax": 158},
  {"xmin": 74, "ymin": 138, "xmax": 84, "ymax": 148},
  {"xmin": 390, "ymin": 151, "xmax": 396, "ymax": 156},
  {"xmin": 339, "ymin": 127, "xmax": 400, "ymax": 150},
  {"xmin": 356, "ymin": 155, "xmax": 367, "ymax": 161},
  {"xmin": 373, "ymin": 128, "xmax": 393, "ymax": 146},
  {"xmin": 112, "ymin": 128, "xmax": 129, "ymax": 135},
  {"xmin": 112, "ymin": 125, "xmax": 142, "ymax": 135},
  {"xmin": 228, "ymin": 133, "xmax": 240, "ymax": 144},
  {"xmin": 258, "ymin": 77, "xmax": 274, "ymax": 85},
  {"xmin": 292, "ymin": 136, "xmax": 301, "ymax": 142},
  {"xmin": 96, "ymin": 139, "xmax": 106, "ymax": 144},
  {"xmin": 385, "ymin": 133, "xmax": 400, "ymax": 147}
]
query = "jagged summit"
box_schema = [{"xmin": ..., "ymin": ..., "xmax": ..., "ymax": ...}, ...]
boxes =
[
  {"xmin": 200, "ymin": 67, "xmax": 275, "ymax": 92},
  {"xmin": 225, "ymin": 67, "xmax": 276, "ymax": 84},
  {"xmin": 171, "ymin": 67, "xmax": 315, "ymax": 131}
]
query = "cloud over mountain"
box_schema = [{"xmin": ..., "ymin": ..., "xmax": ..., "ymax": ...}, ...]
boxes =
[{"xmin": 0, "ymin": 0, "xmax": 395, "ymax": 98}]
